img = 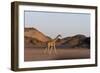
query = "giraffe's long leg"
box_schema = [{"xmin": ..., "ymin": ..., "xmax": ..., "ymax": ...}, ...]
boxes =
[
  {"xmin": 49, "ymin": 46, "xmax": 52, "ymax": 55},
  {"xmin": 50, "ymin": 46, "xmax": 53, "ymax": 54},
  {"xmin": 47, "ymin": 43, "xmax": 51, "ymax": 54},
  {"xmin": 44, "ymin": 43, "xmax": 49, "ymax": 54},
  {"xmin": 54, "ymin": 43, "xmax": 57, "ymax": 54},
  {"xmin": 44, "ymin": 47, "xmax": 47, "ymax": 54}
]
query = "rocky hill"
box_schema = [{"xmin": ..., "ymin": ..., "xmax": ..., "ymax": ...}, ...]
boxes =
[
  {"xmin": 57, "ymin": 34, "xmax": 90, "ymax": 48},
  {"xmin": 24, "ymin": 27, "xmax": 51, "ymax": 48}
]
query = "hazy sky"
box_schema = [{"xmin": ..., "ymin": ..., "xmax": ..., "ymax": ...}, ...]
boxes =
[{"xmin": 24, "ymin": 11, "xmax": 90, "ymax": 38}]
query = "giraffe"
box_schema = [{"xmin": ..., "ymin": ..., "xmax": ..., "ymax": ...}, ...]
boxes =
[{"xmin": 44, "ymin": 34, "xmax": 62, "ymax": 55}]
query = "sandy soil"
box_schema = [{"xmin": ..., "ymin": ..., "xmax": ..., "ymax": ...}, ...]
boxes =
[{"xmin": 24, "ymin": 48, "xmax": 90, "ymax": 61}]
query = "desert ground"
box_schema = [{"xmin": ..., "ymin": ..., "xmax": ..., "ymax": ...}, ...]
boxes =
[
  {"xmin": 24, "ymin": 48, "xmax": 90, "ymax": 61},
  {"xmin": 24, "ymin": 28, "xmax": 90, "ymax": 61}
]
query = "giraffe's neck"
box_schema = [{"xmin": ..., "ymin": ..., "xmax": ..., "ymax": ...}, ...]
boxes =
[{"xmin": 53, "ymin": 35, "xmax": 60, "ymax": 42}]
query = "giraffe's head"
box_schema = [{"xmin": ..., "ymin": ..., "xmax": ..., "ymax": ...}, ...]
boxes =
[
  {"xmin": 57, "ymin": 34, "xmax": 62, "ymax": 38},
  {"xmin": 53, "ymin": 34, "xmax": 62, "ymax": 41}
]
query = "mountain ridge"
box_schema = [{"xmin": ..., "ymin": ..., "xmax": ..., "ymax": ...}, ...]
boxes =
[{"xmin": 24, "ymin": 27, "xmax": 90, "ymax": 48}]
